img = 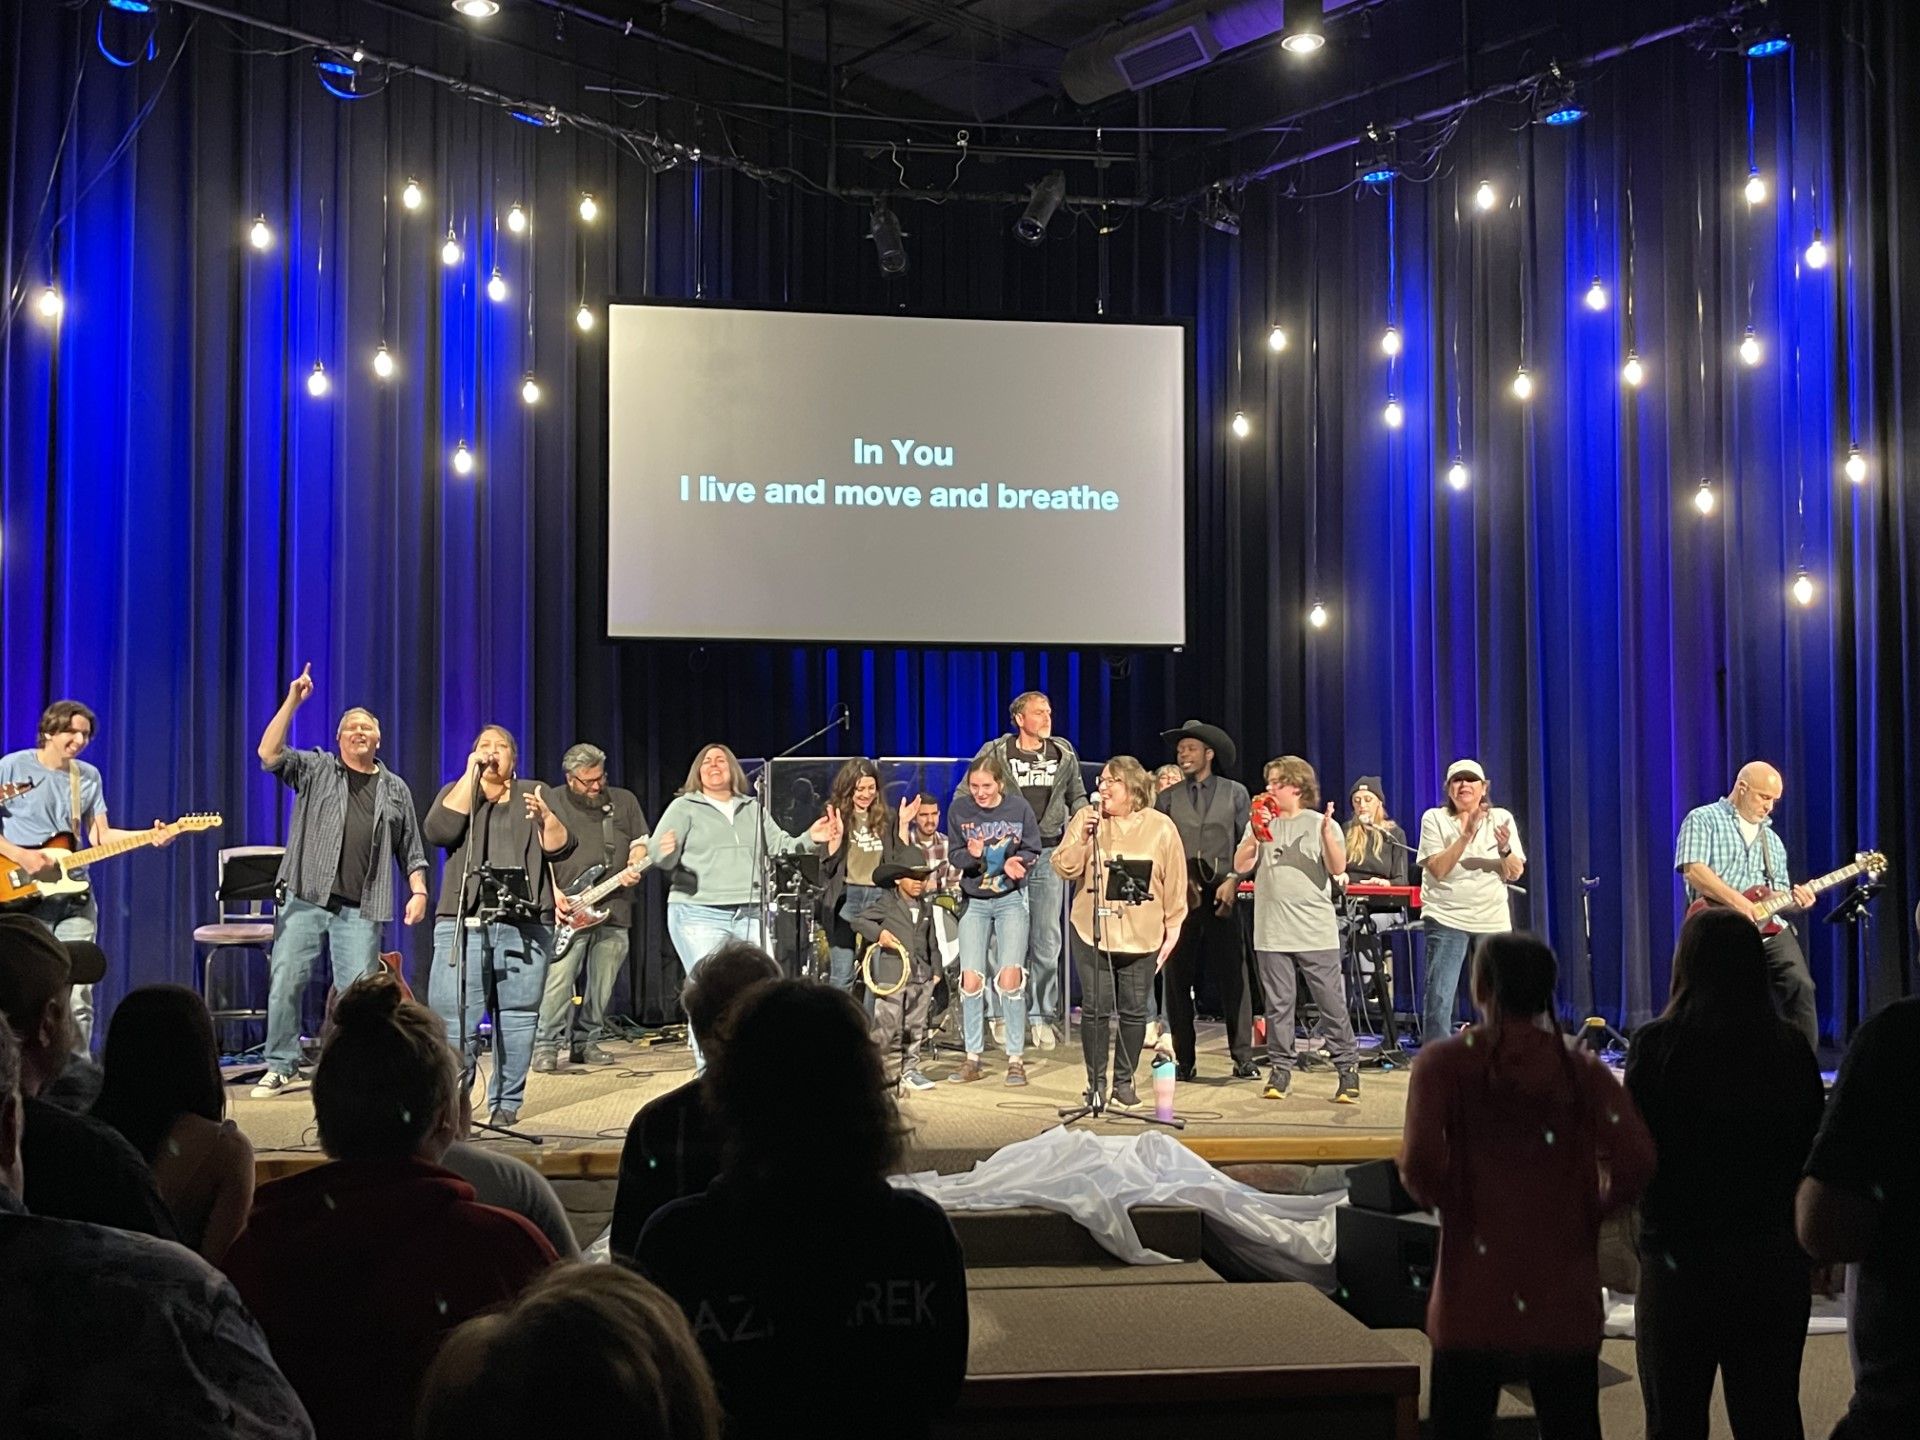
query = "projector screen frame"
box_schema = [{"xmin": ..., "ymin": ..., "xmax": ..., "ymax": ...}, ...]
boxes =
[{"xmin": 596, "ymin": 296, "xmax": 1195, "ymax": 651}]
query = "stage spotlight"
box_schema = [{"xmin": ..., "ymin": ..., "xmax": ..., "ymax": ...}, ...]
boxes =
[
  {"xmin": 578, "ymin": 191, "xmax": 598, "ymax": 223},
  {"xmin": 487, "ymin": 268, "xmax": 508, "ymax": 303},
  {"xmin": 1622, "ymin": 351, "xmax": 1646, "ymax": 388},
  {"xmin": 869, "ymin": 199, "xmax": 908, "ymax": 275},
  {"xmin": 1380, "ymin": 325, "xmax": 1401, "ymax": 357},
  {"xmin": 1199, "ymin": 188, "xmax": 1241, "ymax": 236},
  {"xmin": 35, "ymin": 286, "xmax": 63, "ymax": 321},
  {"xmin": 1745, "ymin": 169, "xmax": 1768, "ymax": 205},
  {"xmin": 521, "ymin": 374, "xmax": 542, "ymax": 405},
  {"xmin": 1307, "ymin": 600, "xmax": 1329, "ymax": 629},
  {"xmin": 1280, "ymin": 0, "xmax": 1325, "ymax": 55},
  {"xmin": 1584, "ymin": 276, "xmax": 1608, "ymax": 311},
  {"xmin": 576, "ymin": 302, "xmax": 595, "ymax": 331},
  {"xmin": 1534, "ymin": 65, "xmax": 1586, "ymax": 127},
  {"xmin": 1739, "ymin": 327, "xmax": 1762, "ymax": 366},
  {"xmin": 1446, "ymin": 459, "xmax": 1469, "ymax": 491},
  {"xmin": 1382, "ymin": 397, "xmax": 1404, "ymax": 429},
  {"xmin": 106, "ymin": 0, "xmax": 154, "ymax": 10},
  {"xmin": 307, "ymin": 361, "xmax": 331, "ymax": 398},
  {"xmin": 1844, "ymin": 446, "xmax": 1867, "ymax": 484},
  {"xmin": 507, "ymin": 202, "xmax": 528, "ymax": 234},
  {"xmin": 1693, "ymin": 478, "xmax": 1716, "ymax": 515},
  {"xmin": 1511, "ymin": 366, "xmax": 1534, "ymax": 400},
  {"xmin": 452, "ymin": 0, "xmax": 501, "ymax": 17},
  {"xmin": 249, "ymin": 215, "xmax": 273, "ymax": 250},
  {"xmin": 1804, "ymin": 230, "xmax": 1828, "ymax": 269},
  {"xmin": 1267, "ymin": 324, "xmax": 1288, "ymax": 352},
  {"xmin": 1230, "ymin": 410, "xmax": 1251, "ymax": 439},
  {"xmin": 1355, "ymin": 125, "xmax": 1397, "ymax": 186},
  {"xmin": 402, "ymin": 178, "xmax": 423, "ymax": 211},
  {"xmin": 1790, "ymin": 569, "xmax": 1815, "ymax": 607},
  {"xmin": 372, "ymin": 343, "xmax": 395, "ymax": 380},
  {"xmin": 1742, "ymin": 22, "xmax": 1790, "ymax": 59},
  {"xmin": 1473, "ymin": 180, "xmax": 1497, "ymax": 212},
  {"xmin": 1013, "ymin": 171, "xmax": 1067, "ymax": 246},
  {"xmin": 441, "ymin": 229, "xmax": 463, "ymax": 266}
]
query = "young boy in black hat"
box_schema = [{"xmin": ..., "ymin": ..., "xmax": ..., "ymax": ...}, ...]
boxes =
[{"xmin": 852, "ymin": 855, "xmax": 940, "ymax": 1092}]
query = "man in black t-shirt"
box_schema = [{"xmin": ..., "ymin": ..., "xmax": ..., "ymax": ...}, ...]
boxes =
[
  {"xmin": 1798, "ymin": 991, "xmax": 1920, "ymax": 1440},
  {"xmin": 534, "ymin": 743, "xmax": 652, "ymax": 1071}
]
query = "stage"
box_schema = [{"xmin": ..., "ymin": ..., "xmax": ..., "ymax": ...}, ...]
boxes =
[{"xmin": 232, "ymin": 1022, "xmax": 1409, "ymax": 1178}]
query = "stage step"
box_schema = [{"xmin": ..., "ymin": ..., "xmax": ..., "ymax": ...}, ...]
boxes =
[
  {"xmin": 967, "ymin": 1260, "xmax": 1224, "ymax": 1290},
  {"xmin": 947, "ymin": 1204, "xmax": 1203, "ymax": 1267}
]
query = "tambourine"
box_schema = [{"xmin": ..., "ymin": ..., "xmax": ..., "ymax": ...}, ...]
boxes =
[{"xmin": 861, "ymin": 941, "xmax": 909, "ymax": 997}]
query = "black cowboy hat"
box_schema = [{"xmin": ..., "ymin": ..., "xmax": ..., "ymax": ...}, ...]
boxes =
[
  {"xmin": 1160, "ymin": 719, "xmax": 1237, "ymax": 771},
  {"xmin": 873, "ymin": 860, "xmax": 934, "ymax": 889}
]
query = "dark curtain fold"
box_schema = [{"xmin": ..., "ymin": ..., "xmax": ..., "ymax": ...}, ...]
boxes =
[{"xmin": 1, "ymin": 0, "xmax": 1913, "ymax": 1038}]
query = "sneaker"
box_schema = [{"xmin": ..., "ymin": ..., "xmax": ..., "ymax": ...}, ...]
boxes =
[
  {"xmin": 1334, "ymin": 1067, "xmax": 1361, "ymax": 1105},
  {"xmin": 949, "ymin": 1058, "xmax": 988, "ymax": 1084},
  {"xmin": 989, "ymin": 1019, "xmax": 1006, "ymax": 1048},
  {"xmin": 249, "ymin": 1071, "xmax": 291, "ymax": 1099},
  {"xmin": 531, "ymin": 1050, "xmax": 559, "ymax": 1074},
  {"xmin": 1231, "ymin": 1060, "xmax": 1261, "ymax": 1080},
  {"xmin": 1031, "ymin": 1021, "xmax": 1057, "ymax": 1049},
  {"xmin": 1004, "ymin": 1059, "xmax": 1028, "ymax": 1087},
  {"xmin": 1109, "ymin": 1078, "xmax": 1142, "ymax": 1109},
  {"xmin": 1262, "ymin": 1068, "xmax": 1291, "ymax": 1100},
  {"xmin": 580, "ymin": 1044, "xmax": 616, "ymax": 1066},
  {"xmin": 901, "ymin": 1069, "xmax": 936, "ymax": 1092},
  {"xmin": 488, "ymin": 1107, "xmax": 520, "ymax": 1127}
]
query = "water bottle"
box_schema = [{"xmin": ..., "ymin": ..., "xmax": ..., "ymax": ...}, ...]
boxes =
[{"xmin": 1151, "ymin": 1046, "xmax": 1177, "ymax": 1122}]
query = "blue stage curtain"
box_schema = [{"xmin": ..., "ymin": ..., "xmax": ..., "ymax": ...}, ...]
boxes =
[{"xmin": 1, "ymin": 0, "xmax": 1913, "ymax": 1038}]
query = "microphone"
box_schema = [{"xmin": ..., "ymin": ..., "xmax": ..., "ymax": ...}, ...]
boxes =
[
  {"xmin": 1360, "ymin": 818, "xmax": 1420, "ymax": 855},
  {"xmin": 833, "ymin": 702, "xmax": 854, "ymax": 729}
]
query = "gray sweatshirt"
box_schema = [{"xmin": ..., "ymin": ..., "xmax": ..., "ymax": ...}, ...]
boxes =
[{"xmin": 652, "ymin": 791, "xmax": 820, "ymax": 906}]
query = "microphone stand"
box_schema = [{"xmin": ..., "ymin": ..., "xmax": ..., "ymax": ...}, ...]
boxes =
[
  {"xmin": 747, "ymin": 708, "xmax": 848, "ymax": 959},
  {"xmin": 1824, "ymin": 881, "xmax": 1882, "ymax": 1039}
]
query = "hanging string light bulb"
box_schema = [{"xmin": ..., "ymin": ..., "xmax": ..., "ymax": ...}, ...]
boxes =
[
  {"xmin": 306, "ymin": 360, "xmax": 331, "ymax": 398},
  {"xmin": 1739, "ymin": 327, "xmax": 1763, "ymax": 366},
  {"xmin": 1230, "ymin": 410, "xmax": 1251, "ymax": 439},
  {"xmin": 575, "ymin": 301, "xmax": 595, "ymax": 331},
  {"xmin": 402, "ymin": 177, "xmax": 423, "ymax": 211},
  {"xmin": 1380, "ymin": 324, "xmax": 1402, "ymax": 357},
  {"xmin": 1745, "ymin": 168, "xmax": 1768, "ymax": 205},
  {"xmin": 521, "ymin": 374, "xmax": 542, "ymax": 405},
  {"xmin": 487, "ymin": 268, "xmax": 508, "ymax": 303},
  {"xmin": 507, "ymin": 202, "xmax": 528, "ymax": 234},
  {"xmin": 1382, "ymin": 397, "xmax": 1405, "ymax": 429},
  {"xmin": 441, "ymin": 228, "xmax": 463, "ymax": 266},
  {"xmin": 1584, "ymin": 276, "xmax": 1608, "ymax": 311},
  {"xmin": 1844, "ymin": 446, "xmax": 1867, "ymax": 484},
  {"xmin": 1307, "ymin": 601, "xmax": 1329, "ymax": 629},
  {"xmin": 1790, "ymin": 569, "xmax": 1815, "ymax": 607},
  {"xmin": 249, "ymin": 215, "xmax": 273, "ymax": 250},
  {"xmin": 1621, "ymin": 351, "xmax": 1646, "ymax": 387},
  {"xmin": 1804, "ymin": 229, "xmax": 1828, "ymax": 269},
  {"xmin": 1268, "ymin": 324, "xmax": 1287, "ymax": 352},
  {"xmin": 1446, "ymin": 459, "xmax": 1469, "ymax": 491},
  {"xmin": 35, "ymin": 286, "xmax": 63, "ymax": 321},
  {"xmin": 1511, "ymin": 366, "xmax": 1534, "ymax": 400},
  {"xmin": 1473, "ymin": 180, "xmax": 1496, "ymax": 212},
  {"xmin": 578, "ymin": 191, "xmax": 598, "ymax": 222},
  {"xmin": 371, "ymin": 343, "xmax": 394, "ymax": 380},
  {"xmin": 451, "ymin": 441, "xmax": 475, "ymax": 476},
  {"xmin": 1693, "ymin": 477, "xmax": 1716, "ymax": 514}
]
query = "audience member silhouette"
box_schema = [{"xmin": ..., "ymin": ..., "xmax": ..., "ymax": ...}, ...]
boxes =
[{"xmin": 1399, "ymin": 932, "xmax": 1655, "ymax": 1440}]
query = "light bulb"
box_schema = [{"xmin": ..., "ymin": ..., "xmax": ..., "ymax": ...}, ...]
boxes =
[
  {"xmin": 1230, "ymin": 410, "xmax": 1251, "ymax": 439},
  {"xmin": 371, "ymin": 343, "xmax": 394, "ymax": 379},
  {"xmin": 248, "ymin": 215, "xmax": 273, "ymax": 250},
  {"xmin": 1844, "ymin": 447, "xmax": 1867, "ymax": 484},
  {"xmin": 575, "ymin": 302, "xmax": 595, "ymax": 332},
  {"xmin": 1739, "ymin": 328, "xmax": 1762, "ymax": 366},
  {"xmin": 1267, "ymin": 324, "xmax": 1287, "ymax": 352},
  {"xmin": 486, "ymin": 269, "xmax": 507, "ymax": 303},
  {"xmin": 1511, "ymin": 366, "xmax": 1534, "ymax": 400},
  {"xmin": 1584, "ymin": 277, "xmax": 1608, "ymax": 311},
  {"xmin": 306, "ymin": 360, "xmax": 330, "ymax": 398},
  {"xmin": 521, "ymin": 374, "xmax": 542, "ymax": 405},
  {"xmin": 402, "ymin": 178, "xmax": 423, "ymax": 211},
  {"xmin": 441, "ymin": 229, "xmax": 462, "ymax": 266},
  {"xmin": 1473, "ymin": 180, "xmax": 1496, "ymax": 212},
  {"xmin": 1307, "ymin": 601, "xmax": 1329, "ymax": 629},
  {"xmin": 1745, "ymin": 169, "xmax": 1767, "ymax": 205},
  {"xmin": 1693, "ymin": 478, "xmax": 1716, "ymax": 515},
  {"xmin": 1622, "ymin": 352, "xmax": 1646, "ymax": 387},
  {"xmin": 1380, "ymin": 325, "xmax": 1402, "ymax": 357},
  {"xmin": 578, "ymin": 192, "xmax": 598, "ymax": 222},
  {"xmin": 1804, "ymin": 230, "xmax": 1829, "ymax": 269},
  {"xmin": 507, "ymin": 202, "xmax": 527, "ymax": 234},
  {"xmin": 1790, "ymin": 569, "xmax": 1815, "ymax": 607},
  {"xmin": 34, "ymin": 286, "xmax": 63, "ymax": 320},
  {"xmin": 452, "ymin": 0, "xmax": 501, "ymax": 17},
  {"xmin": 1383, "ymin": 398, "xmax": 1405, "ymax": 429},
  {"xmin": 1446, "ymin": 459, "xmax": 1469, "ymax": 491},
  {"xmin": 451, "ymin": 441, "xmax": 475, "ymax": 476}
]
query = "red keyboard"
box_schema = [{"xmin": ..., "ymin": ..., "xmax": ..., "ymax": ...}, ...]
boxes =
[{"xmin": 1346, "ymin": 884, "xmax": 1422, "ymax": 906}]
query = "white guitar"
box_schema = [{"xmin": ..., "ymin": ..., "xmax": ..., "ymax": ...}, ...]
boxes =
[
  {"xmin": 0, "ymin": 813, "xmax": 222, "ymax": 907},
  {"xmin": 552, "ymin": 854, "xmax": 655, "ymax": 960}
]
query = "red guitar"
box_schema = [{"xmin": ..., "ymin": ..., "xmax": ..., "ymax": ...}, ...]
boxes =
[{"xmin": 1685, "ymin": 851, "xmax": 1886, "ymax": 935}]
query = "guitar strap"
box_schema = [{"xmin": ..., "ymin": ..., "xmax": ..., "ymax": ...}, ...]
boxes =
[{"xmin": 67, "ymin": 767, "xmax": 86, "ymax": 880}]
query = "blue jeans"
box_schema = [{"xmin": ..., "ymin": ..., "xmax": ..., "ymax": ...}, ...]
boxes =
[
  {"xmin": 25, "ymin": 895, "xmax": 99, "ymax": 1048},
  {"xmin": 828, "ymin": 884, "xmax": 884, "ymax": 994},
  {"xmin": 264, "ymin": 895, "xmax": 381, "ymax": 1077},
  {"xmin": 1420, "ymin": 922, "xmax": 1485, "ymax": 1045},
  {"xmin": 429, "ymin": 917, "xmax": 551, "ymax": 1114},
  {"xmin": 1025, "ymin": 848, "xmax": 1066, "ymax": 1027},
  {"xmin": 535, "ymin": 925, "xmax": 629, "ymax": 1052},
  {"xmin": 665, "ymin": 902, "xmax": 762, "ymax": 1071},
  {"xmin": 959, "ymin": 889, "xmax": 1029, "ymax": 1058}
]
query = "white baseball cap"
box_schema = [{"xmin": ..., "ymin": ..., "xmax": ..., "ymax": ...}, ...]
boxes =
[{"xmin": 1445, "ymin": 759, "xmax": 1486, "ymax": 783}]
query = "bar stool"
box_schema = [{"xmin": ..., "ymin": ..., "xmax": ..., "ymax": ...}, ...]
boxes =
[{"xmin": 196, "ymin": 846, "xmax": 284, "ymax": 1053}]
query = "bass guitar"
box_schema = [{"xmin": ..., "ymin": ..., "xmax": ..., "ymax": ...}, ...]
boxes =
[
  {"xmin": 1685, "ymin": 850, "xmax": 1887, "ymax": 936},
  {"xmin": 0, "ymin": 813, "xmax": 223, "ymax": 908},
  {"xmin": 552, "ymin": 854, "xmax": 655, "ymax": 961}
]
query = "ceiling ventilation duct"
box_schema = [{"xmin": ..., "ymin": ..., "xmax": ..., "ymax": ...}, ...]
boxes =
[{"xmin": 1063, "ymin": 0, "xmax": 1328, "ymax": 105}]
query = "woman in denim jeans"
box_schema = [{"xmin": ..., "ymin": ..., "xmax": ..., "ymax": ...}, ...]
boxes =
[
  {"xmin": 652, "ymin": 743, "xmax": 839, "ymax": 1068},
  {"xmin": 945, "ymin": 758, "xmax": 1041, "ymax": 1087},
  {"xmin": 1412, "ymin": 759, "xmax": 1526, "ymax": 1046},
  {"xmin": 820, "ymin": 758, "xmax": 896, "ymax": 995}
]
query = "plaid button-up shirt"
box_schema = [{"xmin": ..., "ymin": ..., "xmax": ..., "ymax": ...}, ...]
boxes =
[
  {"xmin": 268, "ymin": 747, "xmax": 427, "ymax": 923},
  {"xmin": 1674, "ymin": 797, "xmax": 1791, "ymax": 900}
]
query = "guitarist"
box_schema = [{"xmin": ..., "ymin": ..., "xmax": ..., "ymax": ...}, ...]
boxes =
[
  {"xmin": 0, "ymin": 700, "xmax": 174, "ymax": 1047},
  {"xmin": 1675, "ymin": 761, "xmax": 1820, "ymax": 1050},
  {"xmin": 533, "ymin": 743, "xmax": 651, "ymax": 1073}
]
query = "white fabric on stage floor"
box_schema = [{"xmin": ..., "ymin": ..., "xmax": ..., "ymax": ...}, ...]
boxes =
[{"xmin": 891, "ymin": 1125, "xmax": 1342, "ymax": 1287}]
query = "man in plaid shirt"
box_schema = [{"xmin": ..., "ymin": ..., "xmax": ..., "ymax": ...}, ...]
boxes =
[{"xmin": 1675, "ymin": 761, "xmax": 1819, "ymax": 1050}]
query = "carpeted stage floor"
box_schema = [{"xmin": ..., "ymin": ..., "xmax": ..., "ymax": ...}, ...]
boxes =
[{"xmin": 230, "ymin": 1021, "xmax": 1408, "ymax": 1169}]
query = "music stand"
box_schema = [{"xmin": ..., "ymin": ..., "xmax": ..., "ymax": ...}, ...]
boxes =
[{"xmin": 1825, "ymin": 882, "xmax": 1883, "ymax": 1037}]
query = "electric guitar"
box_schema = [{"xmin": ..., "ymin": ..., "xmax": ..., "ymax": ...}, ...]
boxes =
[
  {"xmin": 0, "ymin": 781, "xmax": 34, "ymax": 804},
  {"xmin": 552, "ymin": 853, "xmax": 655, "ymax": 960},
  {"xmin": 1685, "ymin": 850, "xmax": 1887, "ymax": 936},
  {"xmin": 0, "ymin": 813, "xmax": 223, "ymax": 907}
]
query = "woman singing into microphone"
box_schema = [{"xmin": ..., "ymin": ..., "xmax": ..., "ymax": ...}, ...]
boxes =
[
  {"xmin": 1051, "ymin": 757, "xmax": 1187, "ymax": 1110},
  {"xmin": 1343, "ymin": 776, "xmax": 1409, "ymax": 888}
]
